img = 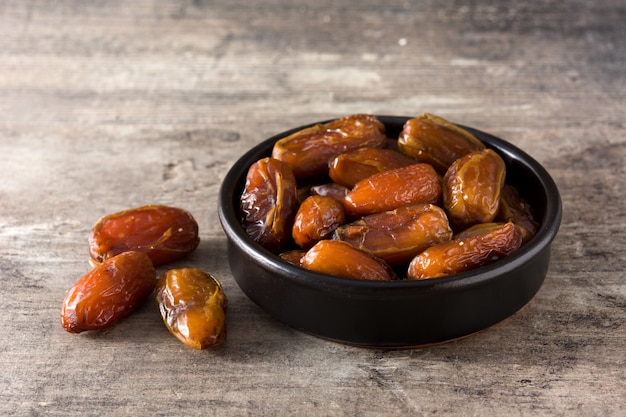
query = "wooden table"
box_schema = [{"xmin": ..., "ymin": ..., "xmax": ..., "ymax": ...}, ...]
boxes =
[{"xmin": 1, "ymin": 1, "xmax": 624, "ymax": 415}]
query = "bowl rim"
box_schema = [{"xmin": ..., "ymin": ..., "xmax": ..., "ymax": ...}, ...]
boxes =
[{"xmin": 218, "ymin": 115, "xmax": 562, "ymax": 297}]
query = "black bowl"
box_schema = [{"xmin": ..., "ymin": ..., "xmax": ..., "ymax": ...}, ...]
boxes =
[{"xmin": 218, "ymin": 116, "xmax": 562, "ymax": 347}]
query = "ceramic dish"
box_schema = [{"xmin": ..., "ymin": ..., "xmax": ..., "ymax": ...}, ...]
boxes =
[{"xmin": 218, "ymin": 116, "xmax": 562, "ymax": 347}]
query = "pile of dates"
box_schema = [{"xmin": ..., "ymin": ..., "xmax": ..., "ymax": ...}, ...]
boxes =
[
  {"xmin": 240, "ymin": 113, "xmax": 539, "ymax": 281},
  {"xmin": 61, "ymin": 205, "xmax": 227, "ymax": 350}
]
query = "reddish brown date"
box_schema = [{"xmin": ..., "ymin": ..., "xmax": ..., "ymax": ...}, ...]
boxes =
[
  {"xmin": 61, "ymin": 251, "xmax": 156, "ymax": 333},
  {"xmin": 343, "ymin": 163, "xmax": 442, "ymax": 217},
  {"xmin": 329, "ymin": 147, "xmax": 416, "ymax": 188},
  {"xmin": 496, "ymin": 185, "xmax": 539, "ymax": 243},
  {"xmin": 156, "ymin": 268, "xmax": 227, "ymax": 349},
  {"xmin": 443, "ymin": 149, "xmax": 506, "ymax": 228},
  {"xmin": 333, "ymin": 204, "xmax": 453, "ymax": 267},
  {"xmin": 398, "ymin": 113, "xmax": 485, "ymax": 173},
  {"xmin": 271, "ymin": 114, "xmax": 387, "ymax": 178},
  {"xmin": 292, "ymin": 195, "xmax": 346, "ymax": 249},
  {"xmin": 240, "ymin": 157, "xmax": 299, "ymax": 253},
  {"xmin": 88, "ymin": 205, "xmax": 200, "ymax": 266},
  {"xmin": 301, "ymin": 240, "xmax": 396, "ymax": 281},
  {"xmin": 407, "ymin": 222, "xmax": 523, "ymax": 279}
]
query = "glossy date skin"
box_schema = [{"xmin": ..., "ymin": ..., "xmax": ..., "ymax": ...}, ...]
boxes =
[
  {"xmin": 240, "ymin": 157, "xmax": 299, "ymax": 253},
  {"xmin": 443, "ymin": 148, "xmax": 506, "ymax": 228},
  {"xmin": 61, "ymin": 251, "xmax": 156, "ymax": 333},
  {"xmin": 156, "ymin": 268, "xmax": 227, "ymax": 349},
  {"xmin": 343, "ymin": 163, "xmax": 442, "ymax": 217},
  {"xmin": 398, "ymin": 113, "xmax": 485, "ymax": 173},
  {"xmin": 292, "ymin": 195, "xmax": 346, "ymax": 249},
  {"xmin": 88, "ymin": 205, "xmax": 200, "ymax": 266},
  {"xmin": 271, "ymin": 114, "xmax": 387, "ymax": 179},
  {"xmin": 329, "ymin": 147, "xmax": 416, "ymax": 188},
  {"xmin": 407, "ymin": 222, "xmax": 523, "ymax": 279},
  {"xmin": 301, "ymin": 240, "xmax": 396, "ymax": 281},
  {"xmin": 333, "ymin": 204, "xmax": 453, "ymax": 267}
]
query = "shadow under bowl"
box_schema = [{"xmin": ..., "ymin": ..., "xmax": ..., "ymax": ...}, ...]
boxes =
[{"xmin": 218, "ymin": 116, "xmax": 562, "ymax": 348}]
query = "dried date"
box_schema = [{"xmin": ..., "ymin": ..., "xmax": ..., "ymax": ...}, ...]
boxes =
[
  {"xmin": 443, "ymin": 149, "xmax": 506, "ymax": 228},
  {"xmin": 496, "ymin": 184, "xmax": 539, "ymax": 243},
  {"xmin": 61, "ymin": 251, "xmax": 156, "ymax": 333},
  {"xmin": 407, "ymin": 222, "xmax": 523, "ymax": 279},
  {"xmin": 329, "ymin": 147, "xmax": 416, "ymax": 188},
  {"xmin": 301, "ymin": 240, "xmax": 396, "ymax": 281},
  {"xmin": 292, "ymin": 195, "xmax": 346, "ymax": 249},
  {"xmin": 240, "ymin": 157, "xmax": 299, "ymax": 253},
  {"xmin": 88, "ymin": 205, "xmax": 200, "ymax": 266},
  {"xmin": 156, "ymin": 268, "xmax": 227, "ymax": 349},
  {"xmin": 333, "ymin": 204, "xmax": 452, "ymax": 267},
  {"xmin": 344, "ymin": 163, "xmax": 442, "ymax": 217},
  {"xmin": 398, "ymin": 113, "xmax": 485, "ymax": 173},
  {"xmin": 271, "ymin": 114, "xmax": 387, "ymax": 178}
]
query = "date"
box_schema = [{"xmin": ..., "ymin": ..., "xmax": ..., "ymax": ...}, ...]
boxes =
[
  {"xmin": 343, "ymin": 163, "xmax": 442, "ymax": 217},
  {"xmin": 333, "ymin": 204, "xmax": 452, "ymax": 267},
  {"xmin": 398, "ymin": 113, "xmax": 485, "ymax": 173},
  {"xmin": 292, "ymin": 195, "xmax": 346, "ymax": 249},
  {"xmin": 156, "ymin": 268, "xmax": 227, "ymax": 349},
  {"xmin": 407, "ymin": 222, "xmax": 523, "ymax": 279},
  {"xmin": 88, "ymin": 205, "xmax": 200, "ymax": 266},
  {"xmin": 301, "ymin": 240, "xmax": 396, "ymax": 281},
  {"xmin": 240, "ymin": 157, "xmax": 299, "ymax": 253},
  {"xmin": 496, "ymin": 184, "xmax": 539, "ymax": 243},
  {"xmin": 271, "ymin": 114, "xmax": 387, "ymax": 178},
  {"xmin": 443, "ymin": 148, "xmax": 506, "ymax": 228},
  {"xmin": 61, "ymin": 251, "xmax": 156, "ymax": 333},
  {"xmin": 329, "ymin": 147, "xmax": 416, "ymax": 188}
]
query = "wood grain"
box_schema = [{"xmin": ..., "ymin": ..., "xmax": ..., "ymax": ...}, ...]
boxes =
[{"xmin": 1, "ymin": 1, "xmax": 624, "ymax": 415}]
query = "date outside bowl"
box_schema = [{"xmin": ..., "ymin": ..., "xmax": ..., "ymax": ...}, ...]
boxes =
[{"xmin": 218, "ymin": 116, "xmax": 562, "ymax": 348}]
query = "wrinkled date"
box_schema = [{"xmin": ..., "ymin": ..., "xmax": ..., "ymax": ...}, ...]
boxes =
[
  {"xmin": 156, "ymin": 268, "xmax": 227, "ymax": 350},
  {"xmin": 61, "ymin": 251, "xmax": 156, "ymax": 333},
  {"xmin": 407, "ymin": 222, "xmax": 523, "ymax": 279},
  {"xmin": 443, "ymin": 148, "xmax": 506, "ymax": 228},
  {"xmin": 292, "ymin": 195, "xmax": 346, "ymax": 249},
  {"xmin": 301, "ymin": 240, "xmax": 396, "ymax": 281},
  {"xmin": 398, "ymin": 113, "xmax": 485, "ymax": 173},
  {"xmin": 88, "ymin": 205, "xmax": 200, "ymax": 266},
  {"xmin": 333, "ymin": 204, "xmax": 453, "ymax": 267},
  {"xmin": 271, "ymin": 114, "xmax": 387, "ymax": 178},
  {"xmin": 329, "ymin": 147, "xmax": 416, "ymax": 188},
  {"xmin": 240, "ymin": 157, "xmax": 299, "ymax": 253},
  {"xmin": 344, "ymin": 163, "xmax": 442, "ymax": 217}
]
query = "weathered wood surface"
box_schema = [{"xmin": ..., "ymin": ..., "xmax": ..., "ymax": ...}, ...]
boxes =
[{"xmin": 1, "ymin": 1, "xmax": 624, "ymax": 415}]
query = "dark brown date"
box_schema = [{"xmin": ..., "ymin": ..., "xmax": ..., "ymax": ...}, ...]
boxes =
[
  {"xmin": 271, "ymin": 114, "xmax": 387, "ymax": 178},
  {"xmin": 329, "ymin": 147, "xmax": 416, "ymax": 188},
  {"xmin": 407, "ymin": 222, "xmax": 523, "ymax": 279},
  {"xmin": 240, "ymin": 157, "xmax": 299, "ymax": 253},
  {"xmin": 61, "ymin": 251, "xmax": 156, "ymax": 333},
  {"xmin": 443, "ymin": 149, "xmax": 506, "ymax": 228},
  {"xmin": 301, "ymin": 240, "xmax": 396, "ymax": 281},
  {"xmin": 496, "ymin": 185, "xmax": 539, "ymax": 243},
  {"xmin": 156, "ymin": 268, "xmax": 227, "ymax": 349},
  {"xmin": 333, "ymin": 204, "xmax": 452, "ymax": 267},
  {"xmin": 344, "ymin": 163, "xmax": 442, "ymax": 217},
  {"xmin": 88, "ymin": 205, "xmax": 200, "ymax": 266},
  {"xmin": 292, "ymin": 195, "xmax": 346, "ymax": 249},
  {"xmin": 398, "ymin": 113, "xmax": 485, "ymax": 173}
]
